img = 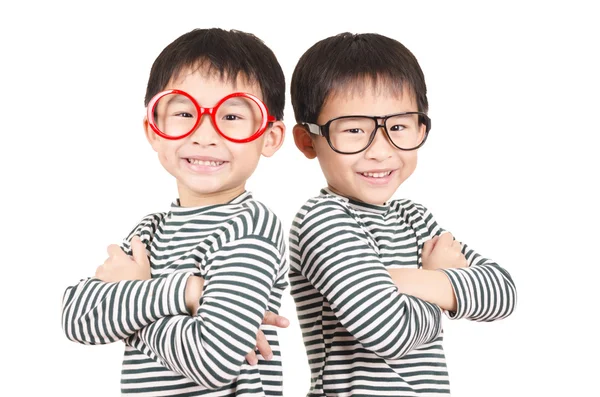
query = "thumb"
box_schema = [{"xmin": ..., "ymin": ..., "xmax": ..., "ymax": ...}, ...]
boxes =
[
  {"xmin": 421, "ymin": 239, "xmax": 434, "ymax": 261},
  {"xmin": 107, "ymin": 244, "xmax": 124, "ymax": 258},
  {"xmin": 131, "ymin": 236, "xmax": 149, "ymax": 266}
]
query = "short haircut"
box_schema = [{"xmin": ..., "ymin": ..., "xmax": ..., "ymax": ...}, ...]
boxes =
[
  {"xmin": 291, "ymin": 32, "xmax": 428, "ymax": 123},
  {"xmin": 145, "ymin": 28, "xmax": 285, "ymax": 120}
]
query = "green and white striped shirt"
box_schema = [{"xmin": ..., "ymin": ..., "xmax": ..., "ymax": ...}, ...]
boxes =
[
  {"xmin": 289, "ymin": 188, "xmax": 516, "ymax": 396},
  {"xmin": 62, "ymin": 191, "xmax": 289, "ymax": 396}
]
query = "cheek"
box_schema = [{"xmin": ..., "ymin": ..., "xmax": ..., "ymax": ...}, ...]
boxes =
[
  {"xmin": 319, "ymin": 153, "xmax": 355, "ymax": 179},
  {"xmin": 230, "ymin": 142, "xmax": 258, "ymax": 163},
  {"xmin": 156, "ymin": 142, "xmax": 180, "ymax": 163},
  {"xmin": 228, "ymin": 144, "xmax": 261, "ymax": 176},
  {"xmin": 400, "ymin": 152, "xmax": 418, "ymax": 172}
]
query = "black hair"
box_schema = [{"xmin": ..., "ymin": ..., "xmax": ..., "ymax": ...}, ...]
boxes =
[
  {"xmin": 291, "ymin": 32, "xmax": 428, "ymax": 123},
  {"xmin": 145, "ymin": 28, "xmax": 285, "ymax": 120}
]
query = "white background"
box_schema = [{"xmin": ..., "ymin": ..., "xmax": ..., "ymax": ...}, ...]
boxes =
[{"xmin": 1, "ymin": 1, "xmax": 599, "ymax": 396}]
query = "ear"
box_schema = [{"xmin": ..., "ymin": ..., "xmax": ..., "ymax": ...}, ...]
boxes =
[
  {"xmin": 293, "ymin": 124, "xmax": 317, "ymax": 159},
  {"xmin": 261, "ymin": 120, "xmax": 286, "ymax": 157},
  {"xmin": 143, "ymin": 117, "xmax": 160, "ymax": 152}
]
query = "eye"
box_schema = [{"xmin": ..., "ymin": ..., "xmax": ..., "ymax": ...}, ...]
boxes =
[
  {"xmin": 222, "ymin": 114, "xmax": 243, "ymax": 121},
  {"xmin": 175, "ymin": 112, "xmax": 194, "ymax": 118},
  {"xmin": 389, "ymin": 124, "xmax": 406, "ymax": 131},
  {"xmin": 343, "ymin": 128, "xmax": 365, "ymax": 134}
]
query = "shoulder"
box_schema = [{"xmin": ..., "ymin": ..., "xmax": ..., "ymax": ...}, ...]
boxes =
[
  {"xmin": 121, "ymin": 211, "xmax": 167, "ymax": 250},
  {"xmin": 389, "ymin": 198, "xmax": 443, "ymax": 237},
  {"xmin": 294, "ymin": 193, "xmax": 352, "ymax": 224},
  {"xmin": 390, "ymin": 198, "xmax": 429, "ymax": 218},
  {"xmin": 126, "ymin": 211, "xmax": 167, "ymax": 235},
  {"xmin": 205, "ymin": 199, "xmax": 287, "ymax": 270},
  {"xmin": 212, "ymin": 196, "xmax": 286, "ymax": 251},
  {"xmin": 241, "ymin": 198, "xmax": 280, "ymax": 220},
  {"xmin": 138, "ymin": 211, "xmax": 168, "ymax": 225},
  {"xmin": 246, "ymin": 199, "xmax": 285, "ymax": 238},
  {"xmin": 233, "ymin": 196, "xmax": 281, "ymax": 227},
  {"xmin": 291, "ymin": 194, "xmax": 361, "ymax": 244}
]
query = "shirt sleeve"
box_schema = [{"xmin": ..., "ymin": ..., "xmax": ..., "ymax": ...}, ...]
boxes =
[
  {"xmin": 416, "ymin": 204, "xmax": 517, "ymax": 321},
  {"xmin": 291, "ymin": 200, "xmax": 443, "ymax": 360},
  {"xmin": 124, "ymin": 232, "xmax": 282, "ymax": 389},
  {"xmin": 61, "ymin": 214, "xmax": 192, "ymax": 345}
]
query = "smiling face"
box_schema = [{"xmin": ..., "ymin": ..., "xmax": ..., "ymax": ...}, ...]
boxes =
[
  {"xmin": 145, "ymin": 67, "xmax": 285, "ymax": 207},
  {"xmin": 293, "ymin": 83, "xmax": 426, "ymax": 205}
]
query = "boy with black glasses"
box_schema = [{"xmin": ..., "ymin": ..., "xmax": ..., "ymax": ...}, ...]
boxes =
[{"xmin": 289, "ymin": 32, "xmax": 517, "ymax": 396}]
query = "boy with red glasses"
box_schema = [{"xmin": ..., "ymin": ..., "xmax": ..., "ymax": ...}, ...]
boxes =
[
  {"xmin": 62, "ymin": 28, "xmax": 289, "ymax": 396},
  {"xmin": 289, "ymin": 32, "xmax": 517, "ymax": 396}
]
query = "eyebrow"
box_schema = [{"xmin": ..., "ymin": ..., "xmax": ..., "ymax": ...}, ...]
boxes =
[
  {"xmin": 386, "ymin": 113, "xmax": 418, "ymax": 119},
  {"xmin": 222, "ymin": 97, "xmax": 252, "ymax": 107},
  {"xmin": 219, "ymin": 97, "xmax": 256, "ymax": 114},
  {"xmin": 164, "ymin": 95, "xmax": 192, "ymax": 107},
  {"xmin": 333, "ymin": 112, "xmax": 419, "ymax": 120}
]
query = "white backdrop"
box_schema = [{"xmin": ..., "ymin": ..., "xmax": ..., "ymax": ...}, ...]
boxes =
[{"xmin": 1, "ymin": 1, "xmax": 598, "ymax": 396}]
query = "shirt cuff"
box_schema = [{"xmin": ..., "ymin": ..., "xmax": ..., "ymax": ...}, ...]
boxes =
[
  {"xmin": 438, "ymin": 268, "xmax": 470, "ymax": 319},
  {"xmin": 160, "ymin": 272, "xmax": 193, "ymax": 316}
]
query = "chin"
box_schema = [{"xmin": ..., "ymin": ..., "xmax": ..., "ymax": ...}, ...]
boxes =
[
  {"xmin": 348, "ymin": 191, "xmax": 388, "ymax": 205},
  {"xmin": 182, "ymin": 181, "xmax": 224, "ymax": 195}
]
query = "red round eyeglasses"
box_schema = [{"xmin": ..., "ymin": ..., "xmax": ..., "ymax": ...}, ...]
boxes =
[{"xmin": 147, "ymin": 89, "xmax": 276, "ymax": 143}]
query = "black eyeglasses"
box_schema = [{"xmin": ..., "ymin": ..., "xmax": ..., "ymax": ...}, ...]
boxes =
[{"xmin": 302, "ymin": 112, "xmax": 431, "ymax": 154}]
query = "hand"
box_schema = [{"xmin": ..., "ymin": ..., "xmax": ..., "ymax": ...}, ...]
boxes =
[
  {"xmin": 246, "ymin": 311, "xmax": 290, "ymax": 365},
  {"xmin": 184, "ymin": 277, "xmax": 288, "ymax": 365},
  {"xmin": 95, "ymin": 236, "xmax": 151, "ymax": 282},
  {"xmin": 421, "ymin": 232, "xmax": 467, "ymax": 270},
  {"xmin": 185, "ymin": 276, "xmax": 205, "ymax": 315}
]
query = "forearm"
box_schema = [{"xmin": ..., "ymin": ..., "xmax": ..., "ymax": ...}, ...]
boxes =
[
  {"xmin": 61, "ymin": 272, "xmax": 192, "ymax": 344},
  {"xmin": 131, "ymin": 235, "xmax": 279, "ymax": 388},
  {"xmin": 132, "ymin": 284, "xmax": 270, "ymax": 388},
  {"xmin": 387, "ymin": 268, "xmax": 457, "ymax": 312},
  {"xmin": 440, "ymin": 261, "xmax": 517, "ymax": 321},
  {"xmin": 297, "ymin": 249, "xmax": 442, "ymax": 359},
  {"xmin": 418, "ymin": 206, "xmax": 517, "ymax": 321},
  {"xmin": 132, "ymin": 312, "xmax": 260, "ymax": 389}
]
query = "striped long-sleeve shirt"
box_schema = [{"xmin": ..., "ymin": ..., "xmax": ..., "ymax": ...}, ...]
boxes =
[
  {"xmin": 62, "ymin": 191, "xmax": 289, "ymax": 396},
  {"xmin": 289, "ymin": 188, "xmax": 517, "ymax": 396}
]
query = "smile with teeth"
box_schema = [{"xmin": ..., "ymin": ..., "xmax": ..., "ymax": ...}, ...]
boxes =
[
  {"xmin": 360, "ymin": 171, "xmax": 392, "ymax": 178},
  {"xmin": 186, "ymin": 159, "xmax": 225, "ymax": 166}
]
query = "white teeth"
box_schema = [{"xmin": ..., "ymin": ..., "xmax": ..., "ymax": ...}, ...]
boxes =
[
  {"xmin": 187, "ymin": 159, "xmax": 224, "ymax": 166},
  {"xmin": 361, "ymin": 171, "xmax": 392, "ymax": 178}
]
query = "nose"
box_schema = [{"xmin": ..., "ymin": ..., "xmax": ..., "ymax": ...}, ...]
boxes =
[
  {"xmin": 189, "ymin": 114, "xmax": 220, "ymax": 146},
  {"xmin": 364, "ymin": 124, "xmax": 393, "ymax": 160}
]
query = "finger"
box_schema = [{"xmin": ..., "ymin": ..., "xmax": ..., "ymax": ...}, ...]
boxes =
[
  {"xmin": 451, "ymin": 242, "xmax": 462, "ymax": 256},
  {"xmin": 262, "ymin": 312, "xmax": 290, "ymax": 328},
  {"xmin": 421, "ymin": 239, "xmax": 434, "ymax": 260},
  {"xmin": 95, "ymin": 265, "xmax": 112, "ymax": 282},
  {"xmin": 255, "ymin": 330, "xmax": 273, "ymax": 360},
  {"xmin": 107, "ymin": 244, "xmax": 124, "ymax": 259},
  {"xmin": 437, "ymin": 232, "xmax": 453, "ymax": 247},
  {"xmin": 131, "ymin": 236, "xmax": 149, "ymax": 266},
  {"xmin": 245, "ymin": 349, "xmax": 258, "ymax": 366}
]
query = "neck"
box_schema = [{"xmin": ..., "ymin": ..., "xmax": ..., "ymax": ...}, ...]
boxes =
[{"xmin": 178, "ymin": 184, "xmax": 246, "ymax": 207}]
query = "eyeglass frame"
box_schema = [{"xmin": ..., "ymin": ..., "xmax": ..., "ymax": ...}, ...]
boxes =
[
  {"xmin": 301, "ymin": 111, "xmax": 432, "ymax": 154},
  {"xmin": 147, "ymin": 89, "xmax": 276, "ymax": 143}
]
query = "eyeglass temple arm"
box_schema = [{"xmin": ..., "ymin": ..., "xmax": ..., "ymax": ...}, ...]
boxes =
[{"xmin": 301, "ymin": 123, "xmax": 323, "ymax": 136}]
